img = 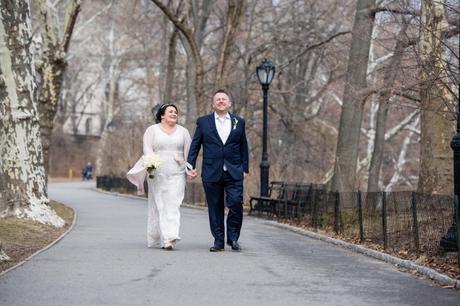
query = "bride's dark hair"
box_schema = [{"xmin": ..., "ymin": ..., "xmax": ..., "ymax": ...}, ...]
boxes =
[{"xmin": 155, "ymin": 103, "xmax": 178, "ymax": 123}]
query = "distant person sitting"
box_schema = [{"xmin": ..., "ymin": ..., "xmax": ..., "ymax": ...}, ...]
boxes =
[{"xmin": 82, "ymin": 162, "xmax": 93, "ymax": 180}]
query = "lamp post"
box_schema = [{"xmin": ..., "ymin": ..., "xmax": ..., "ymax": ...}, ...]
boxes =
[
  {"xmin": 256, "ymin": 59, "xmax": 275, "ymax": 197},
  {"xmin": 452, "ymin": 101, "xmax": 460, "ymax": 256},
  {"xmin": 440, "ymin": 39, "xmax": 460, "ymax": 254}
]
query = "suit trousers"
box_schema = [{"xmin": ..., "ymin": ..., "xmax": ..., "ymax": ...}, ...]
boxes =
[{"xmin": 203, "ymin": 171, "xmax": 243, "ymax": 247}]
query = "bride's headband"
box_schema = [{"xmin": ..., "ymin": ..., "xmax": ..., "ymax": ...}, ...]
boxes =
[{"xmin": 160, "ymin": 103, "xmax": 170, "ymax": 110}]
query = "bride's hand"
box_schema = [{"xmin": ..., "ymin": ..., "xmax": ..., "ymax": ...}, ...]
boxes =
[
  {"xmin": 174, "ymin": 155, "xmax": 184, "ymax": 165},
  {"xmin": 187, "ymin": 169, "xmax": 198, "ymax": 180}
]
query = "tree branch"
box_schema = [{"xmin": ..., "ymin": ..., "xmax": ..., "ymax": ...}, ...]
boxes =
[
  {"xmin": 74, "ymin": 0, "xmax": 113, "ymax": 37},
  {"xmin": 278, "ymin": 31, "xmax": 351, "ymax": 72},
  {"xmin": 150, "ymin": 0, "xmax": 193, "ymax": 40},
  {"xmin": 62, "ymin": 0, "xmax": 81, "ymax": 52},
  {"xmin": 34, "ymin": 0, "xmax": 59, "ymax": 49},
  {"xmin": 373, "ymin": 7, "xmax": 420, "ymax": 16},
  {"xmin": 385, "ymin": 110, "xmax": 420, "ymax": 141}
]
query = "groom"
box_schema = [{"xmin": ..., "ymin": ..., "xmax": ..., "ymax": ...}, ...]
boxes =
[{"xmin": 187, "ymin": 89, "xmax": 249, "ymax": 252}]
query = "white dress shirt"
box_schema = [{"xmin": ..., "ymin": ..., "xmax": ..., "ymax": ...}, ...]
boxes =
[
  {"xmin": 215, "ymin": 112, "xmax": 231, "ymax": 171},
  {"xmin": 214, "ymin": 112, "xmax": 231, "ymax": 144}
]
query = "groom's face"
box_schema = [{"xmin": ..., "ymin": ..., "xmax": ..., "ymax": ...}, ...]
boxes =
[{"xmin": 212, "ymin": 92, "xmax": 231, "ymax": 114}]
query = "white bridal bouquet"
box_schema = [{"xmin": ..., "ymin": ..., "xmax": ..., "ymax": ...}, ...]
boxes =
[{"xmin": 143, "ymin": 153, "xmax": 162, "ymax": 178}]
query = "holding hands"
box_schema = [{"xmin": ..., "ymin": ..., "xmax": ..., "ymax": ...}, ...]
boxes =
[
  {"xmin": 186, "ymin": 162, "xmax": 198, "ymax": 179},
  {"xmin": 187, "ymin": 169, "xmax": 198, "ymax": 180}
]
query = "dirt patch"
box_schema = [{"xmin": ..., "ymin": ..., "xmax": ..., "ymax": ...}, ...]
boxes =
[{"xmin": 0, "ymin": 201, "xmax": 74, "ymax": 273}]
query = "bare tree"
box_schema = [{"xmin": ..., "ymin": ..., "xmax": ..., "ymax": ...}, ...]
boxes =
[
  {"xmin": 46, "ymin": 0, "xmax": 459, "ymax": 198},
  {"xmin": 164, "ymin": 29, "xmax": 179, "ymax": 103},
  {"xmin": 367, "ymin": 18, "xmax": 410, "ymax": 192},
  {"xmin": 417, "ymin": 0, "xmax": 455, "ymax": 194},
  {"xmin": 150, "ymin": 0, "xmax": 208, "ymax": 122},
  {"xmin": 331, "ymin": 0, "xmax": 376, "ymax": 192},
  {"xmin": 0, "ymin": 0, "xmax": 64, "ymax": 227},
  {"xmin": 214, "ymin": 0, "xmax": 245, "ymax": 90},
  {"xmin": 34, "ymin": 0, "xmax": 81, "ymax": 179},
  {"xmin": 151, "ymin": 0, "xmax": 245, "ymax": 121}
]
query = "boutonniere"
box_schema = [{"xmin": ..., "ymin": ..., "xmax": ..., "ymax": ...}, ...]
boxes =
[{"xmin": 232, "ymin": 117, "xmax": 239, "ymax": 130}]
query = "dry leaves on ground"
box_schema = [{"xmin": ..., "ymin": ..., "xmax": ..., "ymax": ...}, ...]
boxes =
[{"xmin": 0, "ymin": 201, "xmax": 74, "ymax": 273}]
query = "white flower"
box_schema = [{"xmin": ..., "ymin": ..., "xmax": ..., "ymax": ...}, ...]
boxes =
[
  {"xmin": 232, "ymin": 117, "xmax": 239, "ymax": 130},
  {"xmin": 143, "ymin": 153, "xmax": 162, "ymax": 178}
]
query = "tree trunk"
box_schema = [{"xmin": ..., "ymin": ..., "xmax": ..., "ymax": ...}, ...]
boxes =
[
  {"xmin": 158, "ymin": 8, "xmax": 170, "ymax": 104},
  {"xmin": 0, "ymin": 241, "xmax": 10, "ymax": 262},
  {"xmin": 95, "ymin": 21, "xmax": 121, "ymax": 176},
  {"xmin": 95, "ymin": 78, "xmax": 119, "ymax": 176},
  {"xmin": 37, "ymin": 54, "xmax": 66, "ymax": 181},
  {"xmin": 214, "ymin": 0, "xmax": 245, "ymax": 90},
  {"xmin": 418, "ymin": 0, "xmax": 454, "ymax": 194},
  {"xmin": 330, "ymin": 0, "xmax": 376, "ymax": 192},
  {"xmin": 179, "ymin": 33, "xmax": 198, "ymax": 127},
  {"xmin": 34, "ymin": 0, "xmax": 80, "ymax": 179},
  {"xmin": 367, "ymin": 22, "xmax": 408, "ymax": 192},
  {"xmin": 163, "ymin": 29, "xmax": 178, "ymax": 103},
  {"xmin": 0, "ymin": 0, "xmax": 64, "ymax": 227},
  {"xmin": 154, "ymin": 0, "xmax": 212, "ymax": 161},
  {"xmin": 151, "ymin": 0, "xmax": 207, "ymax": 117}
]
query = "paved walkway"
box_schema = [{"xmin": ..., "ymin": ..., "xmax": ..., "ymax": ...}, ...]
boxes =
[{"xmin": 0, "ymin": 181, "xmax": 459, "ymax": 306}]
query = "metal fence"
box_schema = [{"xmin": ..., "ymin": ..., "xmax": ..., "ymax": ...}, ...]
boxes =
[{"xmin": 251, "ymin": 185, "xmax": 457, "ymax": 258}]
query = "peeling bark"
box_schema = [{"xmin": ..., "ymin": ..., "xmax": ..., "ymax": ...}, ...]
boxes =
[
  {"xmin": 34, "ymin": 0, "xmax": 81, "ymax": 180},
  {"xmin": 0, "ymin": 0, "xmax": 64, "ymax": 227}
]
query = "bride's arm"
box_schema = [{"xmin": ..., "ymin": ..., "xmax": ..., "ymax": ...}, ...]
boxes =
[
  {"xmin": 127, "ymin": 126, "xmax": 154, "ymax": 195},
  {"xmin": 143, "ymin": 126, "xmax": 155, "ymax": 155},
  {"xmin": 183, "ymin": 127, "xmax": 193, "ymax": 174}
]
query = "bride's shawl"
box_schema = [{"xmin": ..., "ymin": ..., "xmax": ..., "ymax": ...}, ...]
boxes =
[{"xmin": 126, "ymin": 124, "xmax": 191, "ymax": 195}]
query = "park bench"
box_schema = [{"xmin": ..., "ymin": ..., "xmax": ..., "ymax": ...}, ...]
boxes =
[
  {"xmin": 275, "ymin": 183, "xmax": 314, "ymax": 219},
  {"xmin": 249, "ymin": 181, "xmax": 286, "ymax": 216},
  {"xmin": 250, "ymin": 182, "xmax": 319, "ymax": 219}
]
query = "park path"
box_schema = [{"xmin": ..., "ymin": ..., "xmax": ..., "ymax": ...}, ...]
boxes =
[{"xmin": 0, "ymin": 181, "xmax": 459, "ymax": 306}]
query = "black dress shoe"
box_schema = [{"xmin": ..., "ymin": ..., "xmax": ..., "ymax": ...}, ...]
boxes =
[
  {"xmin": 227, "ymin": 241, "xmax": 241, "ymax": 251},
  {"xmin": 209, "ymin": 245, "xmax": 224, "ymax": 252}
]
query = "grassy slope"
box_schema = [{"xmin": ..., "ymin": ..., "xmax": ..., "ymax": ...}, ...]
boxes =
[{"xmin": 0, "ymin": 201, "xmax": 74, "ymax": 273}]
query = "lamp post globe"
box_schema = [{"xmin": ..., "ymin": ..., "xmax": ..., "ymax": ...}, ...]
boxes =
[
  {"xmin": 256, "ymin": 58, "xmax": 275, "ymax": 88},
  {"xmin": 256, "ymin": 58, "xmax": 275, "ymax": 197}
]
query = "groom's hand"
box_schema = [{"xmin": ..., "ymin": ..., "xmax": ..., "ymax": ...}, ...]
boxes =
[
  {"xmin": 188, "ymin": 169, "xmax": 198, "ymax": 180},
  {"xmin": 244, "ymin": 172, "xmax": 248, "ymax": 179}
]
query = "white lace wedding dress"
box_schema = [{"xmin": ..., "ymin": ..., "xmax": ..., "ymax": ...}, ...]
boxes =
[{"xmin": 127, "ymin": 124, "xmax": 191, "ymax": 247}]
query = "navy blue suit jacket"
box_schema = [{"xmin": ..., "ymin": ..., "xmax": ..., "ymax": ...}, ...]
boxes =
[{"xmin": 187, "ymin": 113, "xmax": 249, "ymax": 182}]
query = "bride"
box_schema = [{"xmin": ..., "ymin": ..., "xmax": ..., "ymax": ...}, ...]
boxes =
[{"xmin": 127, "ymin": 104, "xmax": 191, "ymax": 250}]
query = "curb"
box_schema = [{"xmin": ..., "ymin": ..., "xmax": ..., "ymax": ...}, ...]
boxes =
[
  {"xmin": 263, "ymin": 220, "xmax": 460, "ymax": 289},
  {"xmin": 0, "ymin": 207, "xmax": 77, "ymax": 278}
]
